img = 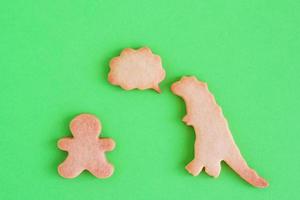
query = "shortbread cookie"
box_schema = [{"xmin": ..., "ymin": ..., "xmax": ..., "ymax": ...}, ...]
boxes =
[
  {"xmin": 58, "ymin": 114, "xmax": 115, "ymax": 178},
  {"xmin": 108, "ymin": 47, "xmax": 166, "ymax": 92},
  {"xmin": 171, "ymin": 76, "xmax": 268, "ymax": 188}
]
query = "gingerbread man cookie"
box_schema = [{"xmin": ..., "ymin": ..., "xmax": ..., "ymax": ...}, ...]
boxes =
[
  {"xmin": 171, "ymin": 76, "xmax": 268, "ymax": 188},
  {"xmin": 57, "ymin": 114, "xmax": 115, "ymax": 178}
]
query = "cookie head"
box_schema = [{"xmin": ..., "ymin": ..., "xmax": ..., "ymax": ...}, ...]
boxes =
[
  {"xmin": 171, "ymin": 76, "xmax": 207, "ymax": 97},
  {"xmin": 70, "ymin": 114, "xmax": 102, "ymax": 138}
]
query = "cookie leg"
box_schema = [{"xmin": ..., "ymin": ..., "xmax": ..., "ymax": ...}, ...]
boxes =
[
  {"xmin": 186, "ymin": 131, "xmax": 204, "ymax": 176},
  {"xmin": 88, "ymin": 162, "xmax": 114, "ymax": 178},
  {"xmin": 205, "ymin": 162, "xmax": 221, "ymax": 178},
  {"xmin": 58, "ymin": 157, "xmax": 83, "ymax": 178},
  {"xmin": 185, "ymin": 159, "xmax": 203, "ymax": 176}
]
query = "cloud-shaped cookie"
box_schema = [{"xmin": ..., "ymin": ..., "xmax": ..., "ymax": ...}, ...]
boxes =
[{"xmin": 108, "ymin": 47, "xmax": 166, "ymax": 93}]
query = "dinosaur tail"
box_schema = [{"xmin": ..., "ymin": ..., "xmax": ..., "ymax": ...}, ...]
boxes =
[{"xmin": 224, "ymin": 147, "xmax": 269, "ymax": 188}]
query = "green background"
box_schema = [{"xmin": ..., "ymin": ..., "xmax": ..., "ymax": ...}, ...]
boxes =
[{"xmin": 1, "ymin": 0, "xmax": 299, "ymax": 199}]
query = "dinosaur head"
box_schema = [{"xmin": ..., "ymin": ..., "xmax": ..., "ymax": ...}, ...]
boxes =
[{"xmin": 171, "ymin": 76, "xmax": 208, "ymax": 97}]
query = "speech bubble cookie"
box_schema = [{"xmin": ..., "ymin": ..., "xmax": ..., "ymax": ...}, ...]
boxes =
[
  {"xmin": 171, "ymin": 76, "xmax": 268, "ymax": 188},
  {"xmin": 57, "ymin": 114, "xmax": 115, "ymax": 179},
  {"xmin": 108, "ymin": 47, "xmax": 166, "ymax": 93}
]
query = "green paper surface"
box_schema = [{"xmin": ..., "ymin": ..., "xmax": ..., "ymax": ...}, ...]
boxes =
[{"xmin": 0, "ymin": 0, "xmax": 299, "ymax": 199}]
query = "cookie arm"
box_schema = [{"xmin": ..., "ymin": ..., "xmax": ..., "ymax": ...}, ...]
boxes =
[
  {"xmin": 57, "ymin": 138, "xmax": 73, "ymax": 151},
  {"xmin": 99, "ymin": 138, "xmax": 115, "ymax": 151}
]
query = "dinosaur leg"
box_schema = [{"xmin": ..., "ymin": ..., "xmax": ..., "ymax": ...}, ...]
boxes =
[
  {"xmin": 205, "ymin": 162, "xmax": 221, "ymax": 177},
  {"xmin": 186, "ymin": 131, "xmax": 204, "ymax": 176},
  {"xmin": 186, "ymin": 160, "xmax": 203, "ymax": 176}
]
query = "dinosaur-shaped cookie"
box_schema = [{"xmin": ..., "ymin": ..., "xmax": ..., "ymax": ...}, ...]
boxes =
[
  {"xmin": 171, "ymin": 76, "xmax": 268, "ymax": 188},
  {"xmin": 57, "ymin": 114, "xmax": 115, "ymax": 178}
]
